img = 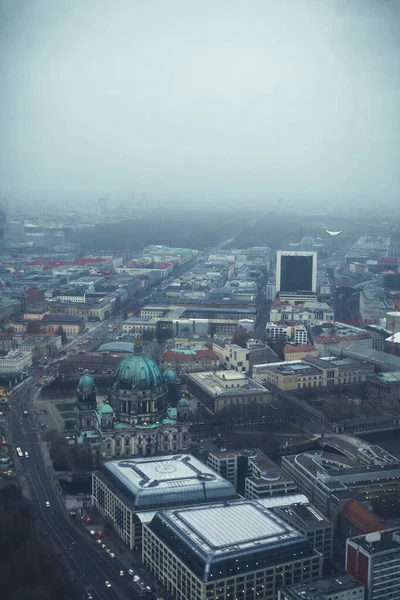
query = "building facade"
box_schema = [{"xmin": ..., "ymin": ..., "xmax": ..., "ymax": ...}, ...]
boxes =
[
  {"xmin": 187, "ymin": 370, "xmax": 272, "ymax": 413},
  {"xmin": 346, "ymin": 529, "xmax": 400, "ymax": 600},
  {"xmin": 143, "ymin": 500, "xmax": 323, "ymax": 600},
  {"xmin": 75, "ymin": 338, "xmax": 191, "ymax": 463},
  {"xmin": 91, "ymin": 454, "xmax": 238, "ymax": 549},
  {"xmin": 279, "ymin": 574, "xmax": 364, "ymax": 600}
]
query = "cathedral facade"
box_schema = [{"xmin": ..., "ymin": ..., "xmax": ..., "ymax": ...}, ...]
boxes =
[{"xmin": 75, "ymin": 338, "xmax": 191, "ymax": 463}]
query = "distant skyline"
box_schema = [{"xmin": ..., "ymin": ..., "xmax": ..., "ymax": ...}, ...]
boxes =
[{"xmin": 0, "ymin": 0, "xmax": 399, "ymax": 205}]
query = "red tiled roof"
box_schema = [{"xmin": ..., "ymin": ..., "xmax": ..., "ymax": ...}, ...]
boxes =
[
  {"xmin": 285, "ymin": 344, "xmax": 317, "ymax": 353},
  {"xmin": 342, "ymin": 500, "xmax": 386, "ymax": 535},
  {"xmin": 161, "ymin": 349, "xmax": 219, "ymax": 361}
]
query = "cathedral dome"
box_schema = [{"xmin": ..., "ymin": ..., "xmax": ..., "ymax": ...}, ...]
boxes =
[
  {"xmin": 101, "ymin": 403, "xmax": 114, "ymax": 415},
  {"xmin": 162, "ymin": 369, "xmax": 177, "ymax": 383},
  {"xmin": 112, "ymin": 336, "xmax": 162, "ymax": 391},
  {"xmin": 79, "ymin": 374, "xmax": 95, "ymax": 389},
  {"xmin": 177, "ymin": 397, "xmax": 189, "ymax": 407}
]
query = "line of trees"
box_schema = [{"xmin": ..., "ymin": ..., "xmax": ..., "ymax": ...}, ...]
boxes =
[{"xmin": 0, "ymin": 483, "xmax": 74, "ymax": 600}]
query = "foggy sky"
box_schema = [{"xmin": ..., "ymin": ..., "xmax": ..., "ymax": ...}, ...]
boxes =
[{"xmin": 0, "ymin": 0, "xmax": 399, "ymax": 204}]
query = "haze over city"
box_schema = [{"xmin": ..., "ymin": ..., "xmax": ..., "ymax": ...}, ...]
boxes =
[{"xmin": 0, "ymin": 0, "xmax": 399, "ymax": 205}]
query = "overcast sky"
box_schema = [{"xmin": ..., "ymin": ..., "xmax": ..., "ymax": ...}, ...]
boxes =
[{"xmin": 0, "ymin": 0, "xmax": 399, "ymax": 204}]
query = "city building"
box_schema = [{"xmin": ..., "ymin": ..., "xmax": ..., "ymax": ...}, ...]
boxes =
[
  {"xmin": 360, "ymin": 289, "xmax": 394, "ymax": 324},
  {"xmin": 340, "ymin": 499, "xmax": 386, "ymax": 539},
  {"xmin": 276, "ymin": 251, "xmax": 317, "ymax": 295},
  {"xmin": 75, "ymin": 337, "xmax": 191, "ymax": 462},
  {"xmin": 367, "ymin": 371, "xmax": 400, "ymax": 406},
  {"xmin": 313, "ymin": 323, "xmax": 379, "ymax": 357},
  {"xmin": 271, "ymin": 502, "xmax": 333, "ymax": 561},
  {"xmin": 255, "ymin": 356, "xmax": 373, "ymax": 392},
  {"xmin": 213, "ymin": 339, "xmax": 278, "ymax": 375},
  {"xmin": 269, "ymin": 300, "xmax": 334, "ymax": 325},
  {"xmin": 346, "ymin": 528, "xmax": 400, "ymax": 600},
  {"xmin": 244, "ymin": 449, "xmax": 297, "ymax": 500},
  {"xmin": 0, "ymin": 350, "xmax": 32, "ymax": 374},
  {"xmin": 159, "ymin": 347, "xmax": 220, "ymax": 374},
  {"xmin": 143, "ymin": 499, "xmax": 323, "ymax": 600},
  {"xmin": 279, "ymin": 574, "xmax": 364, "ymax": 600},
  {"xmin": 18, "ymin": 333, "xmax": 62, "ymax": 361},
  {"xmin": 265, "ymin": 323, "xmax": 308, "ymax": 345},
  {"xmin": 91, "ymin": 454, "xmax": 238, "ymax": 549},
  {"xmin": 186, "ymin": 370, "xmax": 272, "ymax": 414},
  {"xmin": 282, "ymin": 451, "xmax": 400, "ymax": 525},
  {"xmin": 345, "ymin": 234, "xmax": 391, "ymax": 263},
  {"xmin": 284, "ymin": 344, "xmax": 319, "ymax": 362},
  {"xmin": 207, "ymin": 448, "xmax": 296, "ymax": 497}
]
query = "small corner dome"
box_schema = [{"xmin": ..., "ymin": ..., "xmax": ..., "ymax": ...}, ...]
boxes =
[
  {"xmin": 162, "ymin": 369, "xmax": 177, "ymax": 383},
  {"xmin": 78, "ymin": 375, "xmax": 95, "ymax": 389},
  {"xmin": 101, "ymin": 403, "xmax": 114, "ymax": 415},
  {"xmin": 177, "ymin": 397, "xmax": 189, "ymax": 407}
]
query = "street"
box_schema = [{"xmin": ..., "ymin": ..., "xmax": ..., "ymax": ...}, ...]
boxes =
[{"xmin": 7, "ymin": 378, "xmax": 147, "ymax": 600}]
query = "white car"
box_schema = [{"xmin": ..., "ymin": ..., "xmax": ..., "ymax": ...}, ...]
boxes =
[
  {"xmin": 119, "ymin": 570, "xmax": 124, "ymax": 577},
  {"xmin": 128, "ymin": 569, "xmax": 135, "ymax": 576},
  {"xmin": 105, "ymin": 581, "xmax": 112, "ymax": 588},
  {"xmin": 45, "ymin": 501, "xmax": 50, "ymax": 507}
]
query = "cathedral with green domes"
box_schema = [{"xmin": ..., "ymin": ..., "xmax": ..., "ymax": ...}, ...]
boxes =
[{"xmin": 75, "ymin": 337, "xmax": 191, "ymax": 463}]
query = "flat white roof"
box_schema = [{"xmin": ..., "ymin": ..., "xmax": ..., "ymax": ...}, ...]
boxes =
[
  {"xmin": 102, "ymin": 454, "xmax": 237, "ymax": 508},
  {"xmin": 179, "ymin": 503, "xmax": 285, "ymax": 548},
  {"xmin": 163, "ymin": 500, "xmax": 301, "ymax": 555}
]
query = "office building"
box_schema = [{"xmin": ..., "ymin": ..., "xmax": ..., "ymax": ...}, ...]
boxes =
[
  {"xmin": 91, "ymin": 454, "xmax": 238, "ymax": 549},
  {"xmin": 143, "ymin": 499, "xmax": 323, "ymax": 600},
  {"xmin": 265, "ymin": 323, "xmax": 308, "ymax": 345},
  {"xmin": 212, "ymin": 339, "xmax": 277, "ymax": 375},
  {"xmin": 279, "ymin": 574, "xmax": 364, "ymax": 600},
  {"xmin": 282, "ymin": 451, "xmax": 400, "ymax": 525},
  {"xmin": 276, "ymin": 251, "xmax": 317, "ymax": 295},
  {"xmin": 346, "ymin": 528, "xmax": 400, "ymax": 600},
  {"xmin": 271, "ymin": 502, "xmax": 333, "ymax": 561},
  {"xmin": 207, "ymin": 448, "xmax": 296, "ymax": 497},
  {"xmin": 186, "ymin": 370, "xmax": 272, "ymax": 414},
  {"xmin": 254, "ymin": 356, "xmax": 373, "ymax": 392}
]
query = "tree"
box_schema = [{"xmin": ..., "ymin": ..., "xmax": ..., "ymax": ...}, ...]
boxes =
[
  {"xmin": 57, "ymin": 326, "xmax": 67, "ymax": 344},
  {"xmin": 26, "ymin": 320, "xmax": 42, "ymax": 334},
  {"xmin": 231, "ymin": 327, "xmax": 249, "ymax": 348},
  {"xmin": 208, "ymin": 322, "xmax": 217, "ymax": 338}
]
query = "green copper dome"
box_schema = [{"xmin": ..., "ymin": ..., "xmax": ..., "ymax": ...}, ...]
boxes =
[
  {"xmin": 113, "ymin": 341, "xmax": 162, "ymax": 391},
  {"xmin": 100, "ymin": 403, "xmax": 114, "ymax": 414},
  {"xmin": 79, "ymin": 375, "xmax": 95, "ymax": 389},
  {"xmin": 162, "ymin": 369, "xmax": 177, "ymax": 383},
  {"xmin": 177, "ymin": 397, "xmax": 189, "ymax": 407}
]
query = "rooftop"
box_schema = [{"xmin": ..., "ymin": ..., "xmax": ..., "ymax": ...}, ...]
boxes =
[
  {"xmin": 99, "ymin": 454, "xmax": 237, "ymax": 509},
  {"xmin": 281, "ymin": 574, "xmax": 364, "ymax": 599},
  {"xmin": 160, "ymin": 348, "xmax": 219, "ymax": 361},
  {"xmin": 187, "ymin": 370, "xmax": 268, "ymax": 397},
  {"xmin": 349, "ymin": 527, "xmax": 400, "ymax": 556},
  {"xmin": 373, "ymin": 370, "xmax": 400, "ymax": 385},
  {"xmin": 98, "ymin": 341, "xmax": 135, "ymax": 354},
  {"xmin": 342, "ymin": 499, "xmax": 386, "ymax": 535},
  {"xmin": 266, "ymin": 362, "xmax": 322, "ymax": 376},
  {"xmin": 148, "ymin": 499, "xmax": 317, "ymax": 581},
  {"xmin": 272, "ymin": 503, "xmax": 331, "ymax": 532},
  {"xmin": 285, "ymin": 344, "xmax": 317, "ymax": 354},
  {"xmin": 284, "ymin": 452, "xmax": 400, "ymax": 492}
]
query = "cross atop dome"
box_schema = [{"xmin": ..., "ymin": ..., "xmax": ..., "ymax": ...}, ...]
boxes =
[{"xmin": 134, "ymin": 334, "xmax": 143, "ymax": 355}]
